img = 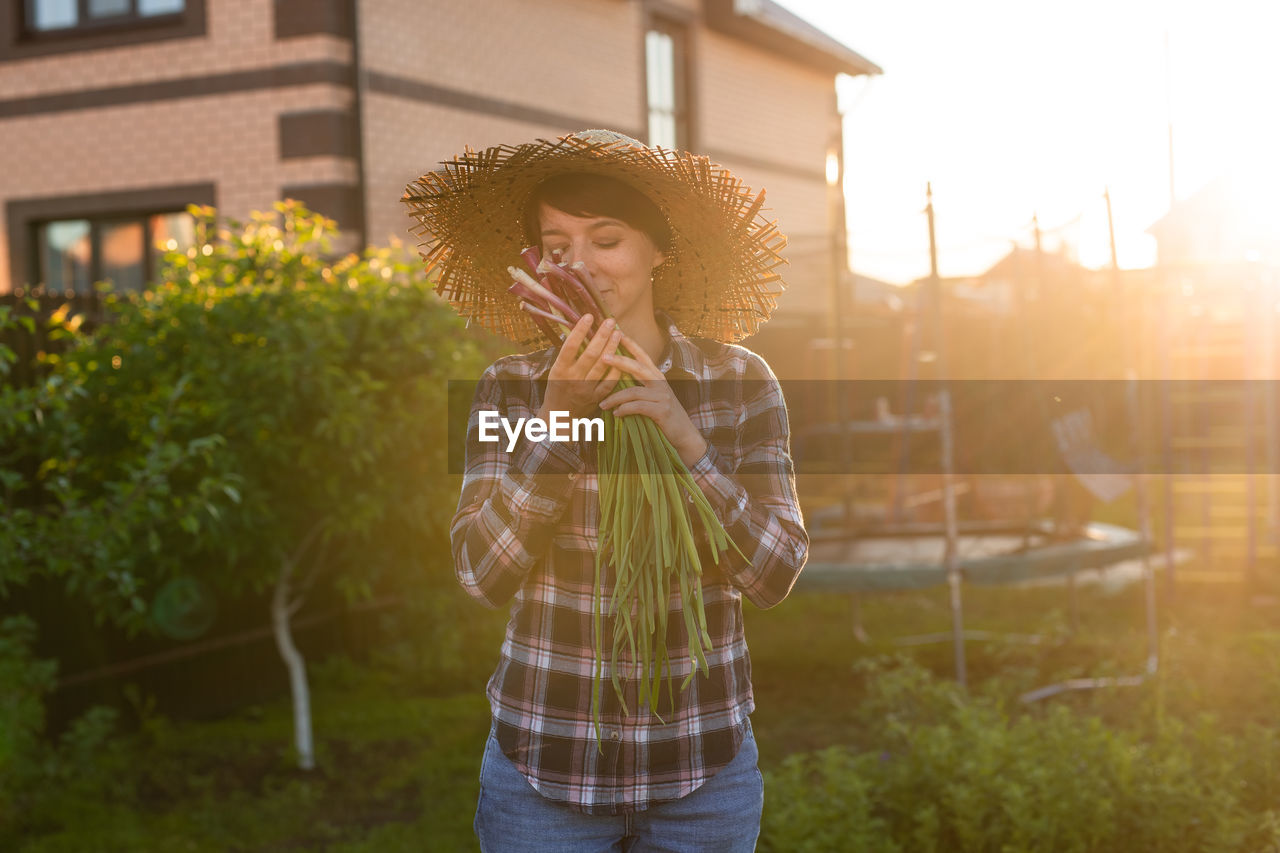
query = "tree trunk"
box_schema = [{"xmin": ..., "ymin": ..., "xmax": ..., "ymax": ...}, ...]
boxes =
[{"xmin": 272, "ymin": 553, "xmax": 314, "ymax": 771}]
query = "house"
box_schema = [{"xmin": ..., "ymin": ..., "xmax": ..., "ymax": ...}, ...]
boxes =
[
  {"xmin": 0, "ymin": 0, "xmax": 882, "ymax": 333},
  {"xmin": 893, "ymin": 246, "xmax": 1103, "ymax": 379},
  {"xmin": 747, "ymin": 267, "xmax": 907, "ymax": 379},
  {"xmin": 1146, "ymin": 170, "xmax": 1280, "ymax": 268}
]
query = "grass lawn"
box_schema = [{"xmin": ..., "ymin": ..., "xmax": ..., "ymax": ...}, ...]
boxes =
[{"xmin": 8, "ymin": 560, "xmax": 1280, "ymax": 851}]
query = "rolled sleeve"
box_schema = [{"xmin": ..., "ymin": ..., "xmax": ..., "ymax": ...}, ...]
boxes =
[
  {"xmin": 689, "ymin": 443, "xmax": 748, "ymax": 522},
  {"xmin": 451, "ymin": 367, "xmax": 586, "ymax": 608},
  {"xmin": 689, "ymin": 364, "xmax": 809, "ymax": 609}
]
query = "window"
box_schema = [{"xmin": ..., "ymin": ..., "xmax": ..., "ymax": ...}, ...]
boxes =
[
  {"xmin": 3, "ymin": 0, "xmax": 203, "ymax": 59},
  {"xmin": 34, "ymin": 211, "xmax": 195, "ymax": 294},
  {"xmin": 23, "ymin": 0, "xmax": 185, "ymax": 35},
  {"xmin": 645, "ymin": 19, "xmax": 690, "ymax": 151}
]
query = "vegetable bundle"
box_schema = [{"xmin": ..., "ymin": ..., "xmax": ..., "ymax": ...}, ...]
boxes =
[{"xmin": 507, "ymin": 249, "xmax": 745, "ymax": 742}]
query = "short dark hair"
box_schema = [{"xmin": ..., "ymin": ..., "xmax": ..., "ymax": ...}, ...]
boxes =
[{"xmin": 523, "ymin": 173, "xmax": 671, "ymax": 251}]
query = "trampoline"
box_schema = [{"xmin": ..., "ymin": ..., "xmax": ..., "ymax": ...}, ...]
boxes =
[
  {"xmin": 792, "ymin": 507, "xmax": 1158, "ymax": 700},
  {"xmin": 795, "ymin": 192, "xmax": 1162, "ymax": 701},
  {"xmin": 796, "ymin": 517, "xmax": 1151, "ymax": 594}
]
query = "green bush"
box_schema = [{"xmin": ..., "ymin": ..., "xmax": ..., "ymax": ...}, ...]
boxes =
[
  {"xmin": 19, "ymin": 201, "xmax": 488, "ymax": 629},
  {"xmin": 760, "ymin": 657, "xmax": 1280, "ymax": 852},
  {"xmin": 0, "ymin": 615, "xmax": 56, "ymax": 824},
  {"xmin": 43, "ymin": 202, "xmax": 485, "ymax": 613},
  {"xmin": 2, "ymin": 200, "xmax": 497, "ymax": 774},
  {"xmin": 4, "ymin": 202, "xmax": 491, "ymax": 635},
  {"xmin": 760, "ymin": 747, "xmax": 901, "ymax": 853},
  {"xmin": 0, "ymin": 615, "xmax": 121, "ymax": 840},
  {"xmin": 365, "ymin": 570, "xmax": 509, "ymax": 696}
]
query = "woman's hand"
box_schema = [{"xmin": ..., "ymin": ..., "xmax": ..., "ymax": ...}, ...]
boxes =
[
  {"xmin": 538, "ymin": 314, "xmax": 624, "ymax": 423},
  {"xmin": 599, "ymin": 332, "xmax": 708, "ymax": 467}
]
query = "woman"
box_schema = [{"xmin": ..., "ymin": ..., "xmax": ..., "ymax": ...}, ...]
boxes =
[{"xmin": 403, "ymin": 129, "xmax": 809, "ymax": 851}]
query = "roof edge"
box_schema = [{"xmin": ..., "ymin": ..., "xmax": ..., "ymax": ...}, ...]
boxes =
[{"xmin": 703, "ymin": 0, "xmax": 884, "ymax": 78}]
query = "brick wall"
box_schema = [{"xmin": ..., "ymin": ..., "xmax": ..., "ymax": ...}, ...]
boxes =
[
  {"xmin": 360, "ymin": 0, "xmax": 646, "ymax": 255},
  {"xmin": 696, "ymin": 29, "xmax": 837, "ymax": 318},
  {"xmin": 0, "ymin": 0, "xmax": 358, "ymax": 292},
  {"xmin": 361, "ymin": 0, "xmax": 643, "ymax": 129},
  {"xmin": 1, "ymin": 0, "xmax": 847, "ymax": 306},
  {"xmin": 698, "ymin": 29, "xmax": 832, "ymax": 167},
  {"xmin": 0, "ymin": 0, "xmax": 348, "ymax": 99}
]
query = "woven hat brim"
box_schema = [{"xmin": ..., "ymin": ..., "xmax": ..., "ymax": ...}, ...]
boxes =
[{"xmin": 401, "ymin": 133, "xmax": 788, "ymax": 347}]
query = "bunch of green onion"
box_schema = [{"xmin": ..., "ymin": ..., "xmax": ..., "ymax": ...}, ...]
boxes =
[{"xmin": 508, "ymin": 248, "xmax": 745, "ymax": 743}]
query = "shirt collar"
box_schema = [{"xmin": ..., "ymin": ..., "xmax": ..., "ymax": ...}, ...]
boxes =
[{"xmin": 654, "ymin": 309, "xmax": 701, "ymax": 379}]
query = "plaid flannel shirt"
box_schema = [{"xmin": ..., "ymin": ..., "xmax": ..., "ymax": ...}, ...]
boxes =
[{"xmin": 451, "ymin": 310, "xmax": 808, "ymax": 816}]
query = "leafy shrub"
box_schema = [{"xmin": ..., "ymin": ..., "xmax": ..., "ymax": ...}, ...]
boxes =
[
  {"xmin": 760, "ymin": 657, "xmax": 1280, "ymax": 852},
  {"xmin": 3, "ymin": 200, "xmax": 496, "ymax": 774},
  {"xmin": 5, "ymin": 202, "xmax": 492, "ymax": 635},
  {"xmin": 0, "ymin": 615, "xmax": 56, "ymax": 824},
  {"xmin": 0, "ymin": 615, "xmax": 121, "ymax": 841},
  {"xmin": 41, "ymin": 202, "xmax": 486, "ymax": 614},
  {"xmin": 365, "ymin": 575, "xmax": 508, "ymax": 695},
  {"xmin": 760, "ymin": 747, "xmax": 901, "ymax": 853}
]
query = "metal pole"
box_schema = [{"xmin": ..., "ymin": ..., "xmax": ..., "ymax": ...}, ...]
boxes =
[
  {"xmin": 1131, "ymin": 342, "xmax": 1162, "ymax": 679},
  {"xmin": 1104, "ymin": 187, "xmax": 1120, "ymax": 290},
  {"xmin": 1246, "ymin": 277, "xmax": 1258, "ymax": 584},
  {"xmin": 1021, "ymin": 191, "xmax": 1162, "ymax": 703},
  {"xmin": 893, "ymin": 289, "xmax": 924, "ymax": 524},
  {"xmin": 1164, "ymin": 28, "xmax": 1177, "ymax": 208},
  {"xmin": 1129, "ymin": 376, "xmax": 1161, "ymax": 677},
  {"xmin": 836, "ymin": 108, "xmax": 854, "ymax": 526},
  {"xmin": 926, "ymin": 182, "xmax": 966, "ymax": 688},
  {"xmin": 827, "ymin": 106, "xmax": 853, "ymax": 524},
  {"xmin": 1159, "ymin": 268, "xmax": 1177, "ymax": 597},
  {"xmin": 1109, "ymin": 185, "xmax": 1159, "ymax": 676},
  {"xmin": 1263, "ymin": 269, "xmax": 1280, "ymax": 554},
  {"xmin": 1014, "ymin": 233, "xmax": 1037, "ymax": 548}
]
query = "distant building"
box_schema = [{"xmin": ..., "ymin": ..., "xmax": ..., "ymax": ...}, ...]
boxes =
[
  {"xmin": 748, "ymin": 266, "xmax": 908, "ymax": 379},
  {"xmin": 1146, "ymin": 171, "xmax": 1280, "ymax": 267},
  {"xmin": 0, "ymin": 0, "xmax": 881, "ymax": 328},
  {"xmin": 849, "ymin": 270, "xmax": 911, "ymax": 313},
  {"xmin": 901, "ymin": 246, "xmax": 1089, "ymax": 318}
]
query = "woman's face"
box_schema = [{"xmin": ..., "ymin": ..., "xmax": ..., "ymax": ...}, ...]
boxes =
[{"xmin": 537, "ymin": 202, "xmax": 665, "ymax": 330}]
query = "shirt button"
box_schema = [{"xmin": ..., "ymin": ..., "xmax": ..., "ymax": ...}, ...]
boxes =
[
  {"xmin": 567, "ymin": 472, "xmax": 578, "ymax": 482},
  {"xmin": 610, "ymin": 730, "xmax": 620, "ymax": 741}
]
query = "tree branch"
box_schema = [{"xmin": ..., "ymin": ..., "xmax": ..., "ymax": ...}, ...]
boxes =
[
  {"xmin": 287, "ymin": 546, "xmax": 330, "ymax": 616},
  {"xmin": 287, "ymin": 517, "xmax": 328, "ymax": 570}
]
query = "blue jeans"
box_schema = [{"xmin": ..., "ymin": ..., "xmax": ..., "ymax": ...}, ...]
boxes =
[{"xmin": 474, "ymin": 719, "xmax": 764, "ymax": 852}]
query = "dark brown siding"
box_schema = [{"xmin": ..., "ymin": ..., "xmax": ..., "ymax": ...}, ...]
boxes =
[
  {"xmin": 0, "ymin": 61, "xmax": 351, "ymax": 119},
  {"xmin": 279, "ymin": 110, "xmax": 358, "ymax": 160},
  {"xmin": 274, "ymin": 0, "xmax": 354, "ymax": 39},
  {"xmin": 279, "ymin": 183, "xmax": 363, "ymax": 237}
]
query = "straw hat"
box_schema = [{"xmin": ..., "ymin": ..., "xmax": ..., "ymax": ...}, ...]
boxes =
[{"xmin": 401, "ymin": 129, "xmax": 788, "ymax": 346}]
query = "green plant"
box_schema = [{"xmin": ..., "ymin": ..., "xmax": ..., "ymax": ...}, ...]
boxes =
[
  {"xmin": 0, "ymin": 615, "xmax": 121, "ymax": 839},
  {"xmin": 760, "ymin": 746, "xmax": 901, "ymax": 853},
  {"xmin": 0, "ymin": 615, "xmax": 57, "ymax": 826},
  {"xmin": 758, "ymin": 656, "xmax": 1280, "ymax": 852},
  {"xmin": 0, "ymin": 298, "xmax": 240, "ymax": 622},
  {"xmin": 6, "ymin": 200, "xmax": 488, "ymax": 771}
]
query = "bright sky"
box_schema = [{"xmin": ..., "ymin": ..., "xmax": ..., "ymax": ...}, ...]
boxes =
[{"xmin": 775, "ymin": 0, "xmax": 1280, "ymax": 285}]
